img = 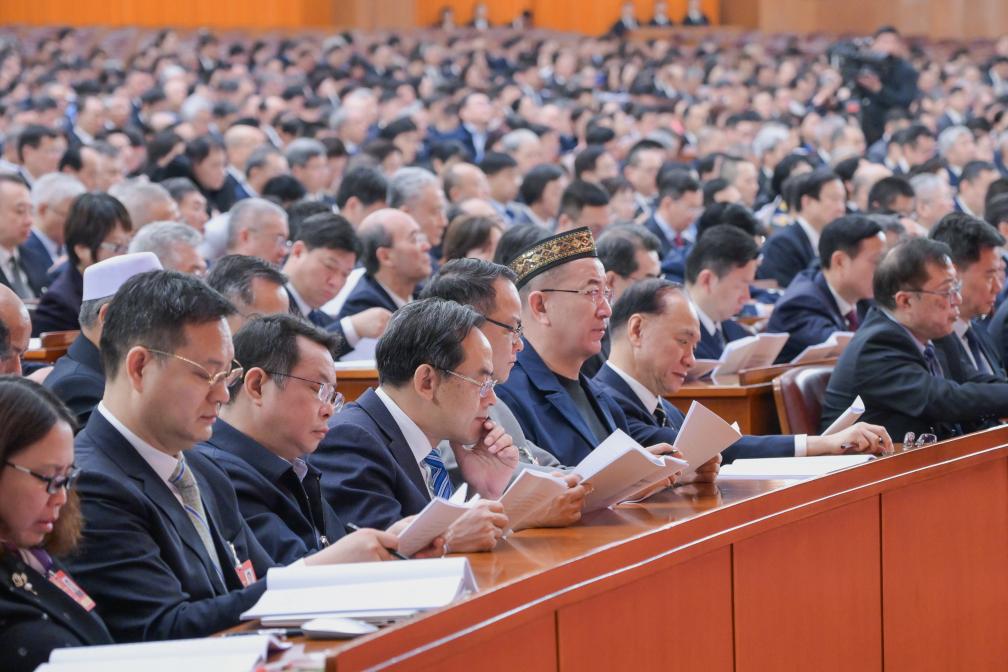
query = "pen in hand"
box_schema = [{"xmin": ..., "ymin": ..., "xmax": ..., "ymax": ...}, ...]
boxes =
[{"xmin": 345, "ymin": 522, "xmax": 409, "ymax": 560}]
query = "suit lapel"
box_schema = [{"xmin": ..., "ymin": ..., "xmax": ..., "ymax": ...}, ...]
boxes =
[
  {"xmin": 519, "ymin": 344, "xmax": 604, "ymax": 448},
  {"xmin": 812, "ymin": 272, "xmax": 848, "ymax": 330},
  {"xmin": 355, "ymin": 390, "xmax": 431, "ymax": 499}
]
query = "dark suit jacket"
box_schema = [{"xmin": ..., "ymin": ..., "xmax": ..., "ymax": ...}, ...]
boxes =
[
  {"xmin": 285, "ymin": 287, "xmax": 354, "ymax": 359},
  {"xmin": 336, "ymin": 273, "xmax": 398, "ymax": 320},
  {"xmin": 756, "ymin": 221, "xmax": 816, "ymax": 288},
  {"xmin": 312, "ymin": 388, "xmax": 431, "ymax": 530},
  {"xmin": 31, "ymin": 264, "xmax": 83, "ymax": 336},
  {"xmin": 765, "ymin": 270, "xmax": 850, "ymax": 363},
  {"xmin": 820, "ymin": 307, "xmax": 1008, "ymax": 441},
  {"xmin": 0, "ymin": 551, "xmax": 113, "ymax": 672},
  {"xmin": 694, "ymin": 318, "xmax": 751, "ymax": 361},
  {"xmin": 932, "ymin": 324, "xmax": 1006, "ymax": 428},
  {"xmin": 496, "ymin": 341, "xmax": 626, "ymax": 466},
  {"xmin": 69, "ymin": 411, "xmax": 274, "ymax": 642},
  {"xmin": 43, "ymin": 334, "xmax": 105, "ymax": 427},
  {"xmin": 19, "ymin": 230, "xmax": 56, "ymax": 290},
  {"xmin": 988, "ymin": 297, "xmax": 1008, "ymax": 366},
  {"xmin": 594, "ymin": 364, "xmax": 793, "ymax": 463},
  {"xmin": 196, "ymin": 419, "xmax": 345, "ymax": 566}
]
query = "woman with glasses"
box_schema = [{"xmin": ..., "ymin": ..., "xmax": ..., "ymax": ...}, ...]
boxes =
[
  {"xmin": 0, "ymin": 377, "xmax": 113, "ymax": 672},
  {"xmin": 32, "ymin": 192, "xmax": 133, "ymax": 335}
]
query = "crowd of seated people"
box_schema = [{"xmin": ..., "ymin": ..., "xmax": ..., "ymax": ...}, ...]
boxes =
[{"xmin": 1, "ymin": 16, "xmax": 1008, "ymax": 668}]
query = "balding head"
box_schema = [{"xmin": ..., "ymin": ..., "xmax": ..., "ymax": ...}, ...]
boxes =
[
  {"xmin": 358, "ymin": 208, "xmax": 431, "ymax": 282},
  {"xmin": 0, "ymin": 285, "xmax": 31, "ymax": 375},
  {"xmin": 223, "ymin": 124, "xmax": 267, "ymax": 172},
  {"xmin": 443, "ymin": 163, "xmax": 490, "ymax": 203}
]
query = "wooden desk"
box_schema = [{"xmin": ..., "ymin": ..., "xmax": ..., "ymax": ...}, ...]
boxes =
[
  {"xmin": 277, "ymin": 426, "xmax": 1008, "ymax": 670},
  {"xmin": 335, "ymin": 367, "xmax": 378, "ymax": 402},
  {"xmin": 665, "ymin": 378, "xmax": 779, "ymax": 435},
  {"xmin": 23, "ymin": 330, "xmax": 79, "ymax": 363}
]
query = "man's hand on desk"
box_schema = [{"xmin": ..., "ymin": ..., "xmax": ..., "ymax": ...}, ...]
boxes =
[
  {"xmin": 386, "ymin": 516, "xmax": 445, "ymax": 558},
  {"xmin": 451, "ymin": 419, "xmax": 519, "ymax": 499},
  {"xmin": 348, "ymin": 306, "xmax": 392, "ymax": 339},
  {"xmin": 807, "ymin": 422, "xmax": 893, "ymax": 456},
  {"xmin": 305, "ymin": 528, "xmax": 401, "ymax": 564},
  {"xmin": 444, "ymin": 499, "xmax": 509, "ymax": 552},
  {"xmin": 517, "ymin": 473, "xmax": 588, "ymax": 529},
  {"xmin": 677, "ymin": 453, "xmax": 722, "ymax": 485}
]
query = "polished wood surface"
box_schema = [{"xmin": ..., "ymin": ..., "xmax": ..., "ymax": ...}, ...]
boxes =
[
  {"xmin": 335, "ymin": 367, "xmax": 378, "ymax": 402},
  {"xmin": 666, "ymin": 378, "xmax": 779, "ymax": 435},
  {"xmin": 23, "ymin": 330, "xmax": 79, "ymax": 363}
]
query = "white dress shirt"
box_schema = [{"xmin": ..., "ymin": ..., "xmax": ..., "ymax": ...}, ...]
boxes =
[
  {"xmin": 96, "ymin": 402, "xmax": 184, "ymax": 506},
  {"xmin": 286, "ymin": 282, "xmax": 360, "ymax": 345},
  {"xmin": 375, "ymin": 386, "xmax": 435, "ymax": 496}
]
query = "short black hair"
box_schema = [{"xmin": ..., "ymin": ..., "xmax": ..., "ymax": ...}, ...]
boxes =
[
  {"xmin": 961, "ymin": 160, "xmax": 998, "ymax": 185},
  {"xmin": 493, "ymin": 223, "xmax": 551, "ymax": 266},
  {"xmin": 873, "ymin": 238, "xmax": 952, "ymax": 310},
  {"xmin": 375, "ymin": 298, "xmax": 485, "ymax": 387},
  {"xmin": 867, "ymin": 176, "xmax": 915, "ymax": 213},
  {"xmin": 795, "ymin": 168, "xmax": 842, "ymax": 212},
  {"xmin": 428, "ymin": 140, "xmax": 468, "ymax": 164},
  {"xmin": 584, "ymin": 125, "xmax": 616, "ymax": 145},
  {"xmin": 479, "ymin": 151, "xmax": 518, "ymax": 176},
  {"xmin": 685, "ymin": 225, "xmax": 760, "ymax": 284},
  {"xmin": 518, "ymin": 164, "xmax": 565, "ymax": 206},
  {"xmin": 658, "ymin": 170, "xmax": 701, "ymax": 203},
  {"xmin": 818, "ymin": 215, "xmax": 884, "ymax": 268},
  {"xmin": 294, "ymin": 212, "xmax": 361, "ymax": 257},
  {"xmin": 771, "ymin": 154, "xmax": 813, "ymax": 198},
  {"xmin": 100, "ymin": 270, "xmax": 236, "ymax": 379},
  {"xmin": 441, "ymin": 215, "xmax": 503, "ymax": 262},
  {"xmin": 228, "ymin": 313, "xmax": 340, "ymax": 402},
  {"xmin": 559, "ymin": 180, "xmax": 609, "ymax": 221},
  {"xmin": 206, "ymin": 254, "xmax": 287, "ymax": 307},
  {"xmin": 262, "ymin": 174, "xmax": 307, "ymax": 204},
  {"xmin": 65, "ymin": 193, "xmax": 133, "ymax": 267},
  {"xmin": 16, "ymin": 124, "xmax": 61, "ymax": 161},
  {"xmin": 610, "ymin": 277, "xmax": 685, "ymax": 335},
  {"xmin": 929, "ymin": 212, "xmax": 1005, "ymax": 269},
  {"xmin": 160, "ymin": 176, "xmax": 201, "ymax": 202},
  {"xmin": 833, "ymin": 157, "xmax": 861, "ymax": 184},
  {"xmin": 285, "ymin": 200, "xmax": 332, "ymax": 240},
  {"xmin": 986, "ymin": 193, "xmax": 1008, "ymax": 227},
  {"xmin": 420, "ymin": 258, "xmax": 517, "ymax": 313},
  {"xmin": 892, "ymin": 124, "xmax": 934, "ymax": 149},
  {"xmin": 701, "ymin": 178, "xmax": 731, "ymax": 207},
  {"xmin": 335, "ymin": 166, "xmax": 388, "ymax": 209},
  {"xmin": 378, "ymin": 116, "xmax": 418, "ymax": 141},
  {"xmin": 185, "ymin": 134, "xmax": 226, "ymax": 164},
  {"xmin": 574, "ymin": 146, "xmax": 607, "ymax": 179},
  {"xmin": 696, "ymin": 202, "xmax": 764, "ymax": 240},
  {"xmin": 986, "ymin": 178, "xmax": 1008, "ymax": 213},
  {"xmin": 596, "ymin": 224, "xmax": 661, "ymax": 277}
]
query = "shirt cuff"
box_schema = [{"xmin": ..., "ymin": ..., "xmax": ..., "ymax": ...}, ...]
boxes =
[
  {"xmin": 340, "ymin": 316, "xmax": 360, "ymax": 346},
  {"xmin": 794, "ymin": 434, "xmax": 807, "ymax": 457}
]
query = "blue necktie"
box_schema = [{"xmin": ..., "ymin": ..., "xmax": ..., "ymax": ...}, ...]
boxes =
[
  {"xmin": 307, "ymin": 309, "xmax": 329, "ymax": 327},
  {"xmin": 922, "ymin": 343, "xmax": 944, "ymax": 378},
  {"xmin": 423, "ymin": 448, "xmax": 453, "ymax": 500},
  {"xmin": 965, "ymin": 328, "xmax": 993, "ymax": 375}
]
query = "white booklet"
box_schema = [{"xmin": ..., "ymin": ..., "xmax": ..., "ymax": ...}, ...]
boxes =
[
  {"xmin": 499, "ymin": 469, "xmax": 570, "ymax": 531},
  {"xmin": 241, "ymin": 557, "xmax": 477, "ymax": 624},
  {"xmin": 686, "ymin": 358, "xmax": 719, "ymax": 380},
  {"xmin": 573, "ymin": 429, "xmax": 689, "ymax": 512},
  {"xmin": 396, "ymin": 486, "xmax": 477, "ymax": 557},
  {"xmin": 339, "ymin": 337, "xmax": 378, "ymax": 362},
  {"xmin": 711, "ymin": 332, "xmax": 790, "ymax": 377},
  {"xmin": 672, "ymin": 401, "xmax": 743, "ymax": 476},
  {"xmin": 42, "ymin": 636, "xmax": 271, "ymax": 672},
  {"xmin": 822, "ymin": 394, "xmax": 864, "ymax": 435},
  {"xmin": 717, "ymin": 455, "xmax": 875, "ymax": 480},
  {"xmin": 790, "ymin": 331, "xmax": 854, "ymax": 364}
]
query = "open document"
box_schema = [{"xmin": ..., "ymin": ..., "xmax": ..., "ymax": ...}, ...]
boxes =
[
  {"xmin": 790, "ymin": 331, "xmax": 854, "ymax": 364},
  {"xmin": 822, "ymin": 394, "xmax": 864, "ymax": 435},
  {"xmin": 572, "ymin": 429, "xmax": 688, "ymax": 512},
  {"xmin": 672, "ymin": 401, "xmax": 743, "ymax": 477},
  {"xmin": 241, "ymin": 557, "xmax": 478, "ymax": 626},
  {"xmin": 396, "ymin": 486, "xmax": 476, "ymax": 557},
  {"xmin": 499, "ymin": 469, "xmax": 570, "ymax": 531},
  {"xmin": 718, "ymin": 455, "xmax": 875, "ymax": 480},
  {"xmin": 688, "ymin": 332, "xmax": 790, "ymax": 379},
  {"xmin": 40, "ymin": 636, "xmax": 272, "ymax": 672}
]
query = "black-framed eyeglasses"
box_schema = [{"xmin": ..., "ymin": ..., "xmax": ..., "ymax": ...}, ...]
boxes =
[
  {"xmin": 481, "ymin": 315, "xmax": 523, "ymax": 341},
  {"xmin": 438, "ymin": 368, "xmax": 498, "ymax": 398},
  {"xmin": 4, "ymin": 462, "xmax": 81, "ymax": 494},
  {"xmin": 539, "ymin": 286, "xmax": 614, "ymax": 306},
  {"xmin": 263, "ymin": 370, "xmax": 345, "ymax": 412},
  {"xmin": 147, "ymin": 349, "xmax": 245, "ymax": 387},
  {"xmin": 903, "ymin": 282, "xmax": 962, "ymax": 303}
]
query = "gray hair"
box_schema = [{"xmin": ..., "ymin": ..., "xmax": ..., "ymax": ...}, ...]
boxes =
[
  {"xmin": 498, "ymin": 129, "xmax": 539, "ymax": 154},
  {"xmin": 31, "ymin": 172, "xmax": 86, "ymax": 209},
  {"xmin": 936, "ymin": 125, "xmax": 971, "ymax": 158},
  {"xmin": 226, "ymin": 197, "xmax": 287, "ymax": 248},
  {"xmin": 128, "ymin": 221, "xmax": 203, "ymax": 270},
  {"xmin": 387, "ymin": 167, "xmax": 439, "ymax": 208},
  {"xmin": 180, "ymin": 95, "xmax": 213, "ymax": 121},
  {"xmin": 108, "ymin": 179, "xmax": 174, "ymax": 228},
  {"xmin": 752, "ymin": 124, "xmax": 790, "ymax": 159},
  {"xmin": 285, "ymin": 138, "xmax": 326, "ymax": 168},
  {"xmin": 908, "ymin": 173, "xmax": 945, "ymax": 204},
  {"xmin": 245, "ymin": 145, "xmax": 284, "ymax": 175}
]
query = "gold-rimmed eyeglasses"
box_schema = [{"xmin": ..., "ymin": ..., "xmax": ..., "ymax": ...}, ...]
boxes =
[{"xmin": 147, "ymin": 348, "xmax": 245, "ymax": 387}]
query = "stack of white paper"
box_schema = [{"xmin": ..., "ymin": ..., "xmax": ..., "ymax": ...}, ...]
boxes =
[
  {"xmin": 790, "ymin": 331, "xmax": 854, "ymax": 364},
  {"xmin": 573, "ymin": 430, "xmax": 688, "ymax": 512},
  {"xmin": 40, "ymin": 636, "xmax": 271, "ymax": 672},
  {"xmin": 241, "ymin": 558, "xmax": 478, "ymax": 625},
  {"xmin": 396, "ymin": 487, "xmax": 476, "ymax": 557},
  {"xmin": 672, "ymin": 401, "xmax": 743, "ymax": 476},
  {"xmin": 499, "ymin": 469, "xmax": 570, "ymax": 531},
  {"xmin": 717, "ymin": 455, "xmax": 875, "ymax": 480}
]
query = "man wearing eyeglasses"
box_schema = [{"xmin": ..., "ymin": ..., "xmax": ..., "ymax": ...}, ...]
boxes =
[
  {"xmin": 822, "ymin": 237, "xmax": 1008, "ymax": 442},
  {"xmin": 314, "ymin": 298, "xmax": 516, "ymax": 552},
  {"xmin": 224, "ymin": 198, "xmax": 290, "ymax": 267},
  {"xmin": 197, "ymin": 314, "xmax": 422, "ymax": 564},
  {"xmin": 67, "ymin": 271, "xmax": 388, "ymax": 643}
]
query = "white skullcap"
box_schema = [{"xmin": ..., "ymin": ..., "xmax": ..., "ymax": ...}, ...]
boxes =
[{"xmin": 82, "ymin": 252, "xmax": 163, "ymax": 302}]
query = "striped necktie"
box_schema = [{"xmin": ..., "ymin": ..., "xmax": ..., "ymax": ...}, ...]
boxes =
[
  {"xmin": 423, "ymin": 448, "xmax": 453, "ymax": 500},
  {"xmin": 169, "ymin": 455, "xmax": 225, "ymax": 584}
]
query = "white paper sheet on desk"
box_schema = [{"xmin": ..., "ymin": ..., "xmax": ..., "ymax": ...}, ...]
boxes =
[
  {"xmin": 499, "ymin": 469, "xmax": 569, "ymax": 530},
  {"xmin": 396, "ymin": 496, "xmax": 473, "ymax": 557},
  {"xmin": 339, "ymin": 337, "xmax": 377, "ymax": 361},
  {"xmin": 44, "ymin": 636, "xmax": 270, "ymax": 671},
  {"xmin": 332, "ymin": 358, "xmax": 376, "ymax": 371},
  {"xmin": 672, "ymin": 401, "xmax": 743, "ymax": 474},
  {"xmin": 717, "ymin": 455, "xmax": 875, "ymax": 480},
  {"xmin": 37, "ymin": 654, "xmax": 263, "ymax": 672},
  {"xmin": 822, "ymin": 394, "xmax": 864, "ymax": 435}
]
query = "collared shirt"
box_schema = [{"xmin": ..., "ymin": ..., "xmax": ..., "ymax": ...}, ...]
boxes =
[
  {"xmin": 652, "ymin": 211, "xmax": 692, "ymax": 247},
  {"xmin": 462, "ymin": 123, "xmax": 487, "ymax": 160},
  {"xmin": 374, "ymin": 278, "xmax": 411, "ymax": 309},
  {"xmin": 824, "ymin": 276, "xmax": 855, "ymax": 321},
  {"xmin": 605, "ymin": 361, "xmax": 659, "ymax": 414},
  {"xmin": 955, "ymin": 197, "xmax": 977, "ymax": 217},
  {"xmin": 692, "ymin": 301, "xmax": 721, "ymax": 342},
  {"xmin": 291, "ymin": 456, "xmax": 309, "ymax": 482},
  {"xmin": 952, "ymin": 319, "xmax": 979, "ymax": 369},
  {"xmin": 30, "ymin": 227, "xmax": 62, "ymax": 261},
  {"xmin": 0, "ymin": 247, "xmax": 35, "ymax": 299},
  {"xmin": 878, "ymin": 307, "xmax": 929, "ymax": 354},
  {"xmin": 72, "ymin": 126, "xmax": 94, "ymax": 146},
  {"xmin": 795, "ymin": 216, "xmax": 820, "ymax": 251},
  {"xmin": 374, "ymin": 386, "xmax": 434, "ymax": 496},
  {"xmin": 95, "ymin": 402, "xmax": 184, "ymax": 506},
  {"xmin": 286, "ymin": 282, "xmax": 360, "ymax": 345}
]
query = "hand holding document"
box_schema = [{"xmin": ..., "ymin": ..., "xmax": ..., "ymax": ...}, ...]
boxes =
[
  {"xmin": 822, "ymin": 394, "xmax": 864, "ymax": 435},
  {"xmin": 395, "ymin": 486, "xmax": 477, "ymax": 557},
  {"xmin": 499, "ymin": 469, "xmax": 571, "ymax": 531},
  {"xmin": 672, "ymin": 401, "xmax": 743, "ymax": 478}
]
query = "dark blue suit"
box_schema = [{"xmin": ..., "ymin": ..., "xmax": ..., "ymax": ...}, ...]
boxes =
[
  {"xmin": 68, "ymin": 411, "xmax": 274, "ymax": 642},
  {"xmin": 19, "ymin": 230, "xmax": 57, "ymax": 290},
  {"xmin": 988, "ymin": 296, "xmax": 1008, "ymax": 366},
  {"xmin": 312, "ymin": 388, "xmax": 431, "ymax": 530},
  {"xmin": 31, "ymin": 263, "xmax": 83, "ymax": 336},
  {"xmin": 496, "ymin": 341, "xmax": 626, "ymax": 465},
  {"xmin": 756, "ymin": 221, "xmax": 817, "ymax": 288},
  {"xmin": 42, "ymin": 334, "xmax": 104, "ymax": 427},
  {"xmin": 285, "ymin": 286, "xmax": 353, "ymax": 359},
  {"xmin": 932, "ymin": 324, "xmax": 1006, "ymax": 385},
  {"xmin": 694, "ymin": 318, "xmax": 750, "ymax": 360},
  {"xmin": 196, "ymin": 419, "xmax": 345, "ymax": 566},
  {"xmin": 336, "ymin": 273, "xmax": 398, "ymax": 320},
  {"xmin": 765, "ymin": 270, "xmax": 851, "ymax": 363},
  {"xmin": 594, "ymin": 364, "xmax": 793, "ymax": 463},
  {"xmin": 0, "ymin": 247, "xmax": 48, "ymax": 299}
]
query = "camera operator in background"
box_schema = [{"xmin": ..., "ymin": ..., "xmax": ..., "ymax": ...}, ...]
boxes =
[{"xmin": 854, "ymin": 26, "xmax": 920, "ymax": 146}]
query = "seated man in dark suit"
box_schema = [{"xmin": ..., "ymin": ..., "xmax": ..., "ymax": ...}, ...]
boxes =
[
  {"xmin": 337, "ymin": 209, "xmax": 432, "ymax": 321},
  {"xmin": 767, "ymin": 215, "xmax": 886, "ymax": 363},
  {"xmin": 643, "ymin": 171, "xmax": 701, "ymax": 282},
  {"xmin": 495, "ymin": 227, "xmax": 681, "ymax": 467},
  {"xmin": 0, "ymin": 284, "xmax": 31, "ymax": 375},
  {"xmin": 21, "ymin": 173, "xmax": 85, "ymax": 288},
  {"xmin": 45, "ymin": 252, "xmax": 163, "ymax": 426},
  {"xmin": 684, "ymin": 225, "xmax": 759, "ymax": 360},
  {"xmin": 281, "ymin": 212, "xmax": 390, "ymax": 356},
  {"xmin": 757, "ymin": 169, "xmax": 847, "ymax": 288},
  {"xmin": 315, "ymin": 298, "xmax": 513, "ymax": 551},
  {"xmin": 198, "ymin": 314, "xmax": 426, "ymax": 565},
  {"xmin": 68, "ymin": 271, "xmax": 382, "ymax": 642},
  {"xmin": 599, "ymin": 278, "xmax": 890, "ymax": 462},
  {"xmin": 0, "ymin": 174, "xmax": 48, "ymax": 301},
  {"xmin": 929, "ymin": 213, "xmax": 1006, "ymax": 383},
  {"xmin": 206, "ymin": 254, "xmax": 291, "ymax": 335},
  {"xmin": 821, "ymin": 238, "xmax": 1008, "ymax": 442}
]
